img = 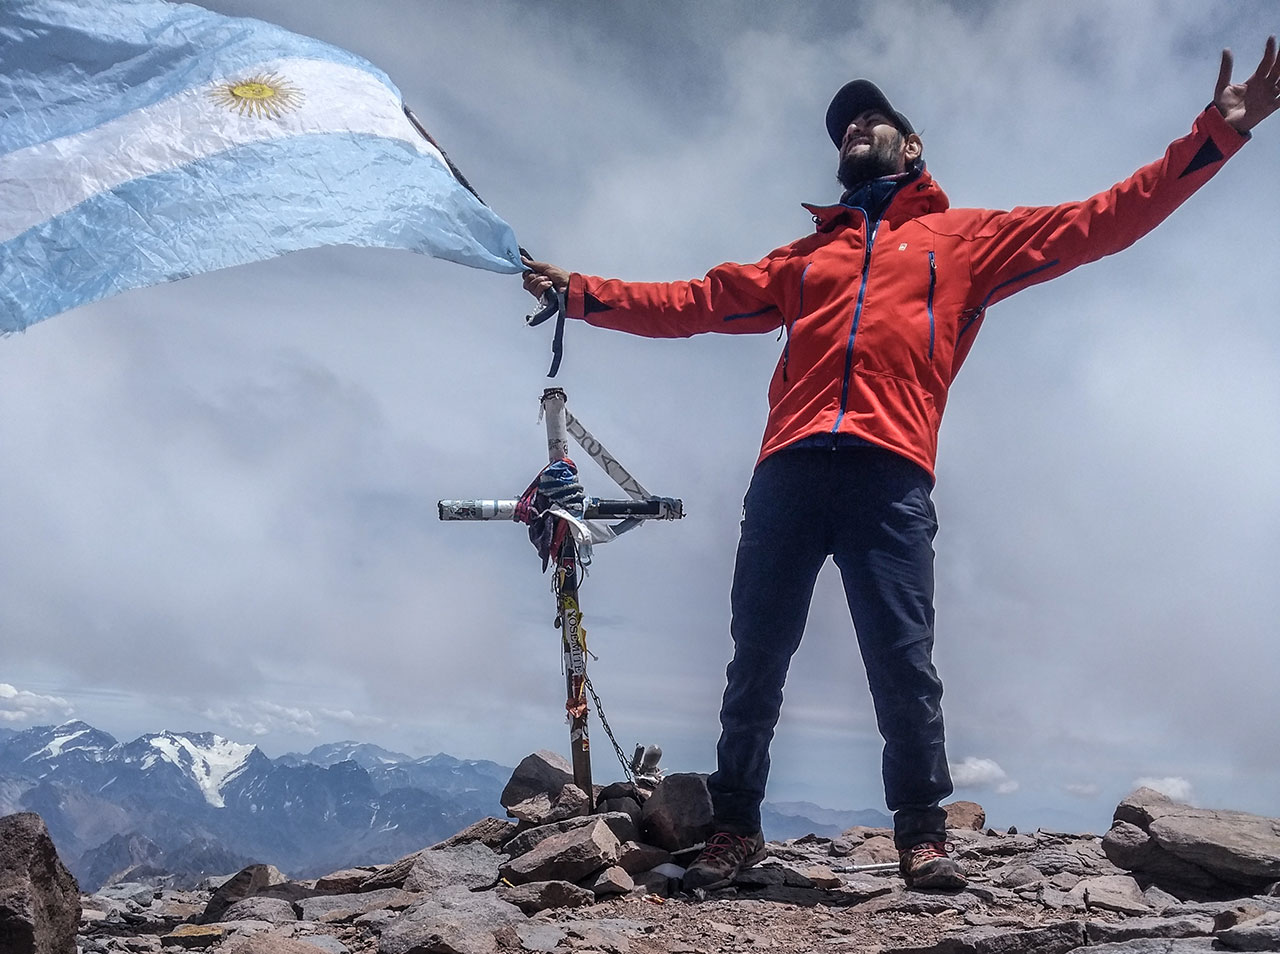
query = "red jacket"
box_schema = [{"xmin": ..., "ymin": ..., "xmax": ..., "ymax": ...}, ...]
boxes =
[{"xmin": 566, "ymin": 108, "xmax": 1247, "ymax": 479}]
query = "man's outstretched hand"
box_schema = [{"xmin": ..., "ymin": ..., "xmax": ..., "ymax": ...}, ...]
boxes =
[
  {"xmin": 521, "ymin": 253, "xmax": 570, "ymax": 300},
  {"xmin": 1215, "ymin": 35, "xmax": 1280, "ymax": 133}
]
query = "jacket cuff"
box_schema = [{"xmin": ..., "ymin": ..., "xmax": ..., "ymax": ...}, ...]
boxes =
[
  {"xmin": 566, "ymin": 272, "xmax": 586, "ymax": 320},
  {"xmin": 1199, "ymin": 103, "xmax": 1251, "ymax": 154}
]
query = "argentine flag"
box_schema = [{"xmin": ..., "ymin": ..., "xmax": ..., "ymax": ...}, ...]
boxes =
[{"xmin": 0, "ymin": 0, "xmax": 524, "ymax": 334}]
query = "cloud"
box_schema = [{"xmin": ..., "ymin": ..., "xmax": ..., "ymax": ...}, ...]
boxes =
[
  {"xmin": 1133, "ymin": 776, "xmax": 1194, "ymax": 804},
  {"xmin": 318, "ymin": 708, "xmax": 389, "ymax": 730},
  {"xmin": 201, "ymin": 701, "xmax": 320, "ymax": 738},
  {"xmin": 1064, "ymin": 783, "xmax": 1101, "ymax": 798},
  {"xmin": 951, "ymin": 756, "xmax": 1019, "ymax": 795},
  {"xmin": 0, "ymin": 684, "xmax": 74, "ymax": 724}
]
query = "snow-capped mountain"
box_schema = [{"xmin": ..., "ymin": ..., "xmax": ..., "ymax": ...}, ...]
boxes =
[
  {"xmin": 115, "ymin": 731, "xmax": 261, "ymax": 808},
  {"xmin": 0, "ymin": 721, "xmax": 510, "ymax": 889},
  {"xmin": 277, "ymin": 740, "xmax": 413, "ymax": 771}
]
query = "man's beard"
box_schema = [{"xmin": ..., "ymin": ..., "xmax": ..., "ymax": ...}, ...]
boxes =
[{"xmin": 837, "ymin": 137, "xmax": 903, "ymax": 191}]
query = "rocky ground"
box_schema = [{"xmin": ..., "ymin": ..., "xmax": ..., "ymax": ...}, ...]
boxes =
[{"xmin": 4, "ymin": 752, "xmax": 1279, "ymax": 954}]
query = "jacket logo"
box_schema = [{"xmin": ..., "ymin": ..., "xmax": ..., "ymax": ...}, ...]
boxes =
[{"xmin": 898, "ymin": 243, "xmax": 908, "ymax": 251}]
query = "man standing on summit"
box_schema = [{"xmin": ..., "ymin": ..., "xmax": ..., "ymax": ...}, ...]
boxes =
[{"xmin": 523, "ymin": 38, "xmax": 1280, "ymax": 892}]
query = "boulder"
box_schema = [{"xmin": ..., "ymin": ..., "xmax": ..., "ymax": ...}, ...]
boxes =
[
  {"xmin": 1065, "ymin": 874, "xmax": 1152, "ymax": 915},
  {"xmin": 430, "ymin": 816, "xmax": 516, "ymax": 850},
  {"xmin": 1084, "ymin": 915, "xmax": 1215, "ymax": 944},
  {"xmin": 216, "ymin": 896, "xmax": 298, "ymax": 923},
  {"xmin": 583, "ymin": 865, "xmax": 634, "ymax": 897},
  {"xmin": 945, "ymin": 801, "xmax": 987, "ymax": 831},
  {"xmin": 221, "ymin": 936, "xmax": 345, "ymax": 954},
  {"xmin": 1106, "ymin": 790, "xmax": 1280, "ymax": 894},
  {"xmin": 499, "ymin": 817, "xmax": 621, "ymax": 885},
  {"xmin": 161, "ymin": 923, "xmax": 226, "ymax": 949},
  {"xmin": 1102, "ymin": 820, "xmax": 1222, "ymax": 897},
  {"xmin": 198, "ymin": 864, "xmax": 291, "ymax": 923},
  {"xmin": 497, "ymin": 879, "xmax": 595, "ymax": 913},
  {"xmin": 639, "ymin": 773, "xmax": 714, "ymax": 852},
  {"xmin": 1216, "ymin": 910, "xmax": 1280, "ymax": 951},
  {"xmin": 294, "ymin": 887, "xmax": 411, "ymax": 921},
  {"xmin": 507, "ymin": 783, "xmax": 589, "ymax": 826},
  {"xmin": 616, "ymin": 841, "xmax": 672, "ymax": 875},
  {"xmin": 503, "ymin": 812, "xmax": 638, "ymax": 860},
  {"xmin": 314, "ymin": 867, "xmax": 377, "ymax": 893},
  {"xmin": 378, "ymin": 885, "xmax": 524, "ymax": 954},
  {"xmin": 500, "ymin": 751, "xmax": 574, "ymax": 810},
  {"xmin": 0, "ymin": 811, "xmax": 80, "ymax": 954},
  {"xmin": 889, "ymin": 919, "xmax": 1085, "ymax": 954},
  {"xmin": 400, "ymin": 842, "xmax": 500, "ymax": 892}
]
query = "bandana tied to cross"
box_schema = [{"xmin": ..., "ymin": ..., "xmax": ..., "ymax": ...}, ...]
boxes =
[{"xmin": 0, "ymin": 0, "xmax": 523, "ymax": 332}]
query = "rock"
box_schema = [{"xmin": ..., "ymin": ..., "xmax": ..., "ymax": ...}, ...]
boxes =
[
  {"xmin": 221, "ymin": 936, "xmax": 346, "ymax": 954},
  {"xmin": 497, "ymin": 879, "xmax": 595, "ymax": 913},
  {"xmin": 515, "ymin": 921, "xmax": 566, "ymax": 952},
  {"xmin": 293, "ymin": 887, "xmax": 410, "ymax": 921},
  {"xmin": 1213, "ymin": 903, "xmax": 1271, "ymax": 930},
  {"xmin": 889, "ymin": 919, "xmax": 1085, "ymax": 953},
  {"xmin": 597, "ymin": 781, "xmax": 640, "ymax": 803},
  {"xmin": 313, "ymin": 868, "xmax": 376, "ymax": 893},
  {"xmin": 1216, "ymin": 911, "xmax": 1280, "ymax": 951},
  {"xmin": 798, "ymin": 864, "xmax": 842, "ymax": 888},
  {"xmin": 1102, "ymin": 820, "xmax": 1222, "ymax": 896},
  {"xmin": 503, "ymin": 812, "xmax": 638, "ymax": 860},
  {"xmin": 734, "ymin": 863, "xmax": 814, "ymax": 889},
  {"xmin": 616, "ymin": 840, "xmax": 672, "ymax": 875},
  {"xmin": 583, "ymin": 865, "xmax": 634, "ymax": 897},
  {"xmin": 160, "ymin": 924, "xmax": 226, "ymax": 949},
  {"xmin": 1082, "ymin": 942, "xmax": 1217, "ymax": 953},
  {"xmin": 377, "ymin": 885, "xmax": 524, "ymax": 954},
  {"xmin": 499, "ymin": 817, "xmax": 621, "ymax": 885},
  {"xmin": 507, "ymin": 783, "xmax": 591, "ymax": 826},
  {"xmin": 0, "ymin": 811, "xmax": 81, "ymax": 954},
  {"xmin": 1066, "ymin": 874, "xmax": 1152, "ymax": 915},
  {"xmin": 596, "ymin": 796, "xmax": 642, "ymax": 827},
  {"xmin": 945, "ymin": 801, "xmax": 987, "ymax": 831},
  {"xmin": 1107, "ymin": 791, "xmax": 1280, "ymax": 894},
  {"xmin": 199, "ymin": 864, "xmax": 290, "ymax": 923},
  {"xmin": 993, "ymin": 864, "xmax": 1044, "ymax": 889},
  {"xmin": 431, "ymin": 816, "xmax": 516, "ymax": 851},
  {"xmin": 401, "ymin": 842, "xmax": 500, "ymax": 892},
  {"xmin": 1084, "ymin": 915, "xmax": 1215, "ymax": 944},
  {"xmin": 217, "ymin": 897, "xmax": 298, "ymax": 923},
  {"xmin": 640, "ymin": 774, "xmax": 714, "ymax": 852},
  {"xmin": 500, "ymin": 751, "xmax": 575, "ymax": 810},
  {"xmin": 848, "ymin": 834, "xmax": 899, "ymax": 865},
  {"xmin": 1149, "ymin": 811, "xmax": 1280, "ymax": 887}
]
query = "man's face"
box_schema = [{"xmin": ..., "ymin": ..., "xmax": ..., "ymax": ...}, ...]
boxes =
[{"xmin": 837, "ymin": 109, "xmax": 907, "ymax": 190}]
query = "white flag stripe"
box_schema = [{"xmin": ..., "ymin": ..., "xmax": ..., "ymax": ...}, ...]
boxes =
[{"xmin": 0, "ymin": 57, "xmax": 446, "ymax": 244}]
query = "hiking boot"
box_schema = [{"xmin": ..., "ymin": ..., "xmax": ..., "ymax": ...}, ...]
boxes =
[
  {"xmin": 899, "ymin": 841, "xmax": 967, "ymax": 890},
  {"xmin": 682, "ymin": 830, "xmax": 767, "ymax": 891}
]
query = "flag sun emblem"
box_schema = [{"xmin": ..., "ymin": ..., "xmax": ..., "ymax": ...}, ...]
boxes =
[{"xmin": 210, "ymin": 72, "xmax": 303, "ymax": 119}]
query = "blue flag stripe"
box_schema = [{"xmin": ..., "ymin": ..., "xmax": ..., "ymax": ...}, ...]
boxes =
[{"xmin": 0, "ymin": 132, "xmax": 522, "ymax": 332}]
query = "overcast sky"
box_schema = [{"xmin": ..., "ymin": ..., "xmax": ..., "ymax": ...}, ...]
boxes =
[{"xmin": 2, "ymin": 0, "xmax": 1277, "ymax": 834}]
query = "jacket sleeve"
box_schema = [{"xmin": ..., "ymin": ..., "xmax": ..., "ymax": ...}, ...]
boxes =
[
  {"xmin": 564, "ymin": 251, "xmax": 788, "ymax": 339},
  {"xmin": 967, "ymin": 107, "xmax": 1249, "ymax": 312}
]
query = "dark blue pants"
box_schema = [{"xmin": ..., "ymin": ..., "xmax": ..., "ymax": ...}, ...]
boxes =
[{"xmin": 707, "ymin": 444, "xmax": 952, "ymax": 848}]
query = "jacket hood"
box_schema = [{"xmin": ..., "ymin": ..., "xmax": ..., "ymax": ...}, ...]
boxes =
[{"xmin": 804, "ymin": 163, "xmax": 950, "ymax": 232}]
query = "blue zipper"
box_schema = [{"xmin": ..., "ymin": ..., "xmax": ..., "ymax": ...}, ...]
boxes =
[
  {"xmin": 926, "ymin": 250, "xmax": 937, "ymax": 361},
  {"xmin": 832, "ymin": 209, "xmax": 877, "ymax": 435}
]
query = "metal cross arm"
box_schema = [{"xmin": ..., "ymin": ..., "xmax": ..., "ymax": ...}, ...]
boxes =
[{"xmin": 438, "ymin": 496, "xmax": 683, "ymax": 522}]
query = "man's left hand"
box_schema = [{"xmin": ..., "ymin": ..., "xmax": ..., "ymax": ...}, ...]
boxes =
[{"xmin": 1215, "ymin": 35, "xmax": 1280, "ymax": 134}]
